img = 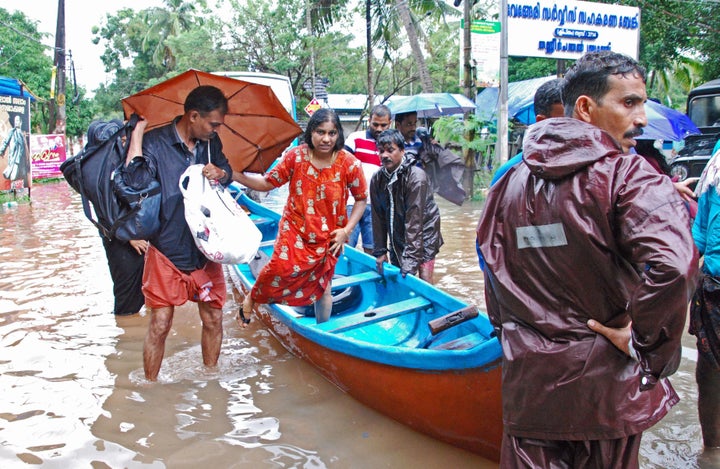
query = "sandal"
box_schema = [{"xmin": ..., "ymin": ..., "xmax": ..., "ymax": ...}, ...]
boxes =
[
  {"xmin": 237, "ymin": 308, "xmax": 251, "ymax": 325},
  {"xmin": 237, "ymin": 296, "xmax": 253, "ymax": 326}
]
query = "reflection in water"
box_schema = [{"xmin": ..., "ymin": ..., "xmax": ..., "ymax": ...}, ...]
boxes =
[{"xmin": 0, "ymin": 181, "xmax": 712, "ymax": 468}]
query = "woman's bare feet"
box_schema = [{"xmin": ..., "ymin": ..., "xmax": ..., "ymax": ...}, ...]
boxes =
[{"xmin": 237, "ymin": 296, "xmax": 253, "ymax": 328}]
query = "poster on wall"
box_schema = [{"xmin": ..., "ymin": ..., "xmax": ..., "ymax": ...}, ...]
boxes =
[
  {"xmin": 0, "ymin": 95, "xmax": 31, "ymax": 191},
  {"xmin": 30, "ymin": 134, "xmax": 66, "ymax": 180}
]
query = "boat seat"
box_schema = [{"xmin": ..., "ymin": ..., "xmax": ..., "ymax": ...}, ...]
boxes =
[
  {"xmin": 427, "ymin": 332, "xmax": 485, "ymax": 351},
  {"xmin": 315, "ymin": 296, "xmax": 432, "ymax": 333},
  {"xmin": 330, "ymin": 271, "xmax": 381, "ymax": 291}
]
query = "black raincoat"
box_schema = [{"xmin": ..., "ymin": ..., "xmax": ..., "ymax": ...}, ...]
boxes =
[{"xmin": 370, "ymin": 157, "xmax": 443, "ymax": 276}]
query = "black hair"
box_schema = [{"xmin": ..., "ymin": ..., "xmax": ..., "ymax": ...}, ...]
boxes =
[
  {"xmin": 184, "ymin": 85, "xmax": 229, "ymax": 115},
  {"xmin": 562, "ymin": 51, "xmax": 646, "ymax": 116},
  {"xmin": 395, "ymin": 111, "xmax": 417, "ymax": 124},
  {"xmin": 303, "ymin": 108, "xmax": 345, "ymax": 151},
  {"xmin": 534, "ymin": 78, "xmax": 564, "ymax": 117},
  {"xmin": 376, "ymin": 129, "xmax": 405, "ymax": 149},
  {"xmin": 370, "ymin": 104, "xmax": 392, "ymax": 119}
]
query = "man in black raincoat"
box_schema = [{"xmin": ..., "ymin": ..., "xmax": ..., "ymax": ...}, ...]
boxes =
[{"xmin": 371, "ymin": 129, "xmax": 443, "ymax": 284}]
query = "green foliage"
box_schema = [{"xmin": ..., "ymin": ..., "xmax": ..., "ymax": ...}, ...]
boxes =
[
  {"xmin": 508, "ymin": 57, "xmax": 557, "ymax": 82},
  {"xmin": 432, "ymin": 114, "xmax": 495, "ymax": 153},
  {"xmin": 0, "ymin": 8, "xmax": 54, "ymax": 132},
  {"xmin": 0, "ymin": 8, "xmax": 53, "ymax": 97},
  {"xmin": 65, "ymin": 88, "xmax": 100, "ymax": 139}
]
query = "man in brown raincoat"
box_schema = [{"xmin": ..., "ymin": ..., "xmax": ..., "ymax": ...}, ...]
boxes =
[{"xmin": 477, "ymin": 51, "xmax": 699, "ymax": 467}]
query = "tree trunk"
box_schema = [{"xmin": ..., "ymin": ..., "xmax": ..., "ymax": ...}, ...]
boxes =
[
  {"xmin": 395, "ymin": 0, "xmax": 433, "ymax": 93},
  {"xmin": 365, "ymin": 0, "xmax": 374, "ymax": 114}
]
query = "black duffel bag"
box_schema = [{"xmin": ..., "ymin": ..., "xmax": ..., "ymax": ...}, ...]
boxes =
[{"xmin": 60, "ymin": 114, "xmax": 160, "ymax": 241}]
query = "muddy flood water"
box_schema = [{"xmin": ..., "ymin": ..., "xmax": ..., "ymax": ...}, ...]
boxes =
[{"xmin": 0, "ymin": 181, "xmax": 718, "ymax": 468}]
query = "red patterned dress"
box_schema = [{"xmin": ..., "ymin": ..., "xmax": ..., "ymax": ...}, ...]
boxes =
[{"xmin": 249, "ymin": 144, "xmax": 367, "ymax": 306}]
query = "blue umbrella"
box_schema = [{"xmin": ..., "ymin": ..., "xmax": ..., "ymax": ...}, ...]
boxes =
[
  {"xmin": 387, "ymin": 93, "xmax": 476, "ymax": 118},
  {"xmin": 640, "ymin": 99, "xmax": 700, "ymax": 141}
]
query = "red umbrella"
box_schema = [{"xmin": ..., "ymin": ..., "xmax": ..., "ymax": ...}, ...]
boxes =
[{"xmin": 121, "ymin": 69, "xmax": 302, "ymax": 173}]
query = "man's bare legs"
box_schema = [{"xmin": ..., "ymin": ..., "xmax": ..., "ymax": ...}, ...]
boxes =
[
  {"xmin": 419, "ymin": 260, "xmax": 435, "ymax": 285},
  {"xmin": 144, "ymin": 306, "xmax": 174, "ymax": 381},
  {"xmin": 697, "ymin": 353, "xmax": 720, "ymax": 447},
  {"xmin": 143, "ymin": 303, "xmax": 223, "ymax": 381},
  {"xmin": 198, "ymin": 302, "xmax": 223, "ymax": 368}
]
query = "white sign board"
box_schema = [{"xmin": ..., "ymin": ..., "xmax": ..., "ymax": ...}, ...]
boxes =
[
  {"xmin": 460, "ymin": 20, "xmax": 501, "ymax": 88},
  {"xmin": 507, "ymin": 0, "xmax": 640, "ymax": 60}
]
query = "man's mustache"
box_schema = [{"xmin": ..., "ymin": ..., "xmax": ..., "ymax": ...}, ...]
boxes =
[{"xmin": 624, "ymin": 127, "xmax": 644, "ymax": 139}]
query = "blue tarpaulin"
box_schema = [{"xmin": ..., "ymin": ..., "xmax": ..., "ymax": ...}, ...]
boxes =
[
  {"xmin": 0, "ymin": 76, "xmax": 37, "ymax": 101},
  {"xmin": 475, "ymin": 76, "xmax": 556, "ymax": 124}
]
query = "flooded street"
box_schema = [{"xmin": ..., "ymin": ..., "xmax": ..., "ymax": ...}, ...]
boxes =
[{"xmin": 0, "ymin": 181, "xmax": 717, "ymax": 468}]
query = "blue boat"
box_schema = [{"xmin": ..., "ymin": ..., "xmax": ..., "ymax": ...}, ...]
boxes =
[{"xmin": 226, "ymin": 187, "xmax": 503, "ymax": 460}]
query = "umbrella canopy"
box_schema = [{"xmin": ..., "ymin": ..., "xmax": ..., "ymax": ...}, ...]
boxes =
[
  {"xmin": 121, "ymin": 69, "xmax": 302, "ymax": 173},
  {"xmin": 387, "ymin": 93, "xmax": 476, "ymax": 118},
  {"xmin": 640, "ymin": 99, "xmax": 700, "ymax": 141}
]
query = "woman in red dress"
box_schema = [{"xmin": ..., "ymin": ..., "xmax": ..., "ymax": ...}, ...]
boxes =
[{"xmin": 233, "ymin": 108, "xmax": 368, "ymax": 324}]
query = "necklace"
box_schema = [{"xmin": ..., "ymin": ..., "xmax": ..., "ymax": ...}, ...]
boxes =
[{"xmin": 309, "ymin": 149, "xmax": 337, "ymax": 169}]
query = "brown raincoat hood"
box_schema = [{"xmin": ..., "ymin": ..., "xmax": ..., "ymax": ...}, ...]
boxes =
[{"xmin": 523, "ymin": 117, "xmax": 623, "ymax": 180}]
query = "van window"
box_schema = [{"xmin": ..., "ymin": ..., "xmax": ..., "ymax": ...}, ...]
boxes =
[{"xmin": 689, "ymin": 95, "xmax": 720, "ymax": 128}]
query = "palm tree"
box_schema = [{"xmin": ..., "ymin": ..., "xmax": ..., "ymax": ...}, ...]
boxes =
[
  {"xmin": 647, "ymin": 56, "xmax": 704, "ymax": 108},
  {"xmin": 142, "ymin": 0, "xmax": 205, "ymax": 69},
  {"xmin": 373, "ymin": 0, "xmax": 459, "ymax": 94},
  {"xmin": 395, "ymin": 0, "xmax": 433, "ymax": 92}
]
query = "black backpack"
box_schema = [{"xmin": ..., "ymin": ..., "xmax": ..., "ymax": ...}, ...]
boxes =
[{"xmin": 60, "ymin": 115, "xmax": 161, "ymax": 241}]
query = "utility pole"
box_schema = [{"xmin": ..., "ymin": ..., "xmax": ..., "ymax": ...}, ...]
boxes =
[
  {"xmin": 49, "ymin": 0, "xmax": 66, "ymax": 135},
  {"xmin": 305, "ymin": 0, "xmax": 316, "ymax": 101},
  {"xmin": 497, "ymin": 0, "xmax": 508, "ymax": 165},
  {"xmin": 366, "ymin": 0, "xmax": 374, "ymax": 119},
  {"xmin": 461, "ymin": 0, "xmax": 476, "ymax": 199}
]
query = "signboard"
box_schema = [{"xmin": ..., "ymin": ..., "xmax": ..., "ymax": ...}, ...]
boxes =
[
  {"xmin": 31, "ymin": 134, "xmax": 67, "ymax": 180},
  {"xmin": 507, "ymin": 0, "xmax": 640, "ymax": 60},
  {"xmin": 0, "ymin": 95, "xmax": 31, "ymax": 191},
  {"xmin": 460, "ymin": 20, "xmax": 501, "ymax": 88},
  {"xmin": 304, "ymin": 98, "xmax": 322, "ymax": 116}
]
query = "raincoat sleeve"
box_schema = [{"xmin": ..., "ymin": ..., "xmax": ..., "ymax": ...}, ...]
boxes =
[
  {"xmin": 615, "ymin": 160, "xmax": 699, "ymax": 390},
  {"xmin": 400, "ymin": 168, "xmax": 431, "ymax": 275},
  {"xmin": 370, "ymin": 173, "xmax": 388, "ymax": 257}
]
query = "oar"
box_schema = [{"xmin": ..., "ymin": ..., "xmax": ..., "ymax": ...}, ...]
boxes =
[{"xmin": 419, "ymin": 305, "xmax": 479, "ymax": 349}]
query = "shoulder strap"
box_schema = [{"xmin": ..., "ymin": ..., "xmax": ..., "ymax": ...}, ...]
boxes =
[{"xmin": 79, "ymin": 116, "xmax": 141, "ymax": 239}]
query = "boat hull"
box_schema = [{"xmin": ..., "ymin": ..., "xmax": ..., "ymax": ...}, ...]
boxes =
[
  {"xmin": 227, "ymin": 189, "xmax": 503, "ymax": 461},
  {"xmin": 245, "ymin": 295, "xmax": 503, "ymax": 461}
]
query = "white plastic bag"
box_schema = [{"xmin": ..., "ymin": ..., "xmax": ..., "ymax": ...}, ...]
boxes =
[{"xmin": 179, "ymin": 164, "xmax": 261, "ymax": 264}]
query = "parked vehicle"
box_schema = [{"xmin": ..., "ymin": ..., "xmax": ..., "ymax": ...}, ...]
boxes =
[
  {"xmin": 225, "ymin": 187, "xmax": 503, "ymax": 461},
  {"xmin": 670, "ymin": 78, "xmax": 720, "ymax": 181}
]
